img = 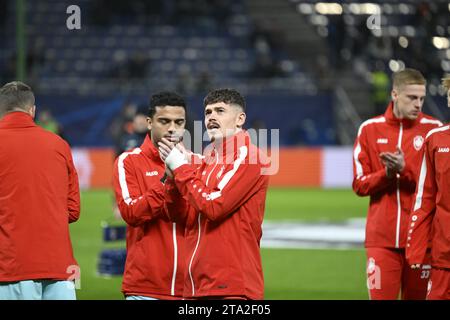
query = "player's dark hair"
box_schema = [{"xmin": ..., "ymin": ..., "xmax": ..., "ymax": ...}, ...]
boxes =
[
  {"xmin": 0, "ymin": 81, "xmax": 35, "ymax": 113},
  {"xmin": 203, "ymin": 88, "xmax": 246, "ymax": 112},
  {"xmin": 148, "ymin": 91, "xmax": 186, "ymax": 118}
]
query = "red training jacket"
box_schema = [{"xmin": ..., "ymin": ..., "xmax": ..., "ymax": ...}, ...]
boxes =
[
  {"xmin": 0, "ymin": 112, "xmax": 80, "ymax": 282},
  {"xmin": 113, "ymin": 135, "xmax": 185, "ymax": 299},
  {"xmin": 165, "ymin": 130, "xmax": 270, "ymax": 299},
  {"xmin": 352, "ymin": 103, "xmax": 442, "ymax": 249},
  {"xmin": 406, "ymin": 124, "xmax": 450, "ymax": 268}
]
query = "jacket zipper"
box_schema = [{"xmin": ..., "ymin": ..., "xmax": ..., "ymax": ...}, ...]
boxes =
[
  {"xmin": 395, "ymin": 122, "xmax": 403, "ymax": 248},
  {"xmin": 170, "ymin": 222, "xmax": 177, "ymax": 296},
  {"xmin": 188, "ymin": 151, "xmax": 219, "ymax": 296}
]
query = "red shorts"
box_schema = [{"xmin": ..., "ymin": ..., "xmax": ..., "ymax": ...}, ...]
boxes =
[
  {"xmin": 427, "ymin": 267, "xmax": 450, "ymax": 300},
  {"xmin": 366, "ymin": 247, "xmax": 431, "ymax": 300}
]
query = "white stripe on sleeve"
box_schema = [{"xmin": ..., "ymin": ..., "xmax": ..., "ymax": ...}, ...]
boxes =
[
  {"xmin": 118, "ymin": 148, "xmax": 142, "ymax": 205},
  {"xmin": 206, "ymin": 146, "xmax": 248, "ymax": 201}
]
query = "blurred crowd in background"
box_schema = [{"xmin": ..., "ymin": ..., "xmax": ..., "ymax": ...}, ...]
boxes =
[{"xmin": 1, "ymin": 0, "xmax": 449, "ymax": 146}]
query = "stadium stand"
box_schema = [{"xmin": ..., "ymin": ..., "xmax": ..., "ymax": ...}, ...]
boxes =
[{"xmin": 1, "ymin": 0, "xmax": 449, "ymax": 146}]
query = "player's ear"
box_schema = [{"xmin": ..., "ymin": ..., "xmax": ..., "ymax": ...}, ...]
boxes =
[
  {"xmin": 236, "ymin": 112, "xmax": 246, "ymax": 129},
  {"xmin": 391, "ymin": 88, "xmax": 398, "ymax": 102},
  {"xmin": 147, "ymin": 116, "xmax": 152, "ymax": 131},
  {"xmin": 29, "ymin": 105, "xmax": 36, "ymax": 119}
]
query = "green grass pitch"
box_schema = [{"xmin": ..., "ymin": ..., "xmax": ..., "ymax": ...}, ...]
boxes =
[{"xmin": 70, "ymin": 188, "xmax": 370, "ymax": 300}]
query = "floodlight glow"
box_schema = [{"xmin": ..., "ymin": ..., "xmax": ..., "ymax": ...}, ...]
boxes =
[
  {"xmin": 433, "ymin": 37, "xmax": 450, "ymax": 49},
  {"xmin": 399, "ymin": 36, "xmax": 408, "ymax": 48},
  {"xmin": 298, "ymin": 3, "xmax": 313, "ymax": 14},
  {"xmin": 315, "ymin": 3, "xmax": 343, "ymax": 15},
  {"xmin": 361, "ymin": 3, "xmax": 381, "ymax": 15},
  {"xmin": 389, "ymin": 59, "xmax": 400, "ymax": 72},
  {"xmin": 349, "ymin": 4, "xmax": 360, "ymax": 14}
]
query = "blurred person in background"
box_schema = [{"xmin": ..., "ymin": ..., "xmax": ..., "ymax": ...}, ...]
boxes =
[
  {"xmin": 0, "ymin": 81, "xmax": 80, "ymax": 300},
  {"xmin": 159, "ymin": 88, "xmax": 270, "ymax": 300},
  {"xmin": 117, "ymin": 105, "xmax": 149, "ymax": 155},
  {"xmin": 36, "ymin": 108, "xmax": 66, "ymax": 140},
  {"xmin": 112, "ymin": 92, "xmax": 187, "ymax": 300},
  {"xmin": 406, "ymin": 75, "xmax": 450, "ymax": 300},
  {"xmin": 110, "ymin": 101, "xmax": 137, "ymax": 157},
  {"xmin": 112, "ymin": 105, "xmax": 150, "ymax": 220},
  {"xmin": 370, "ymin": 62, "xmax": 391, "ymax": 115},
  {"xmin": 352, "ymin": 68, "xmax": 442, "ymax": 300}
]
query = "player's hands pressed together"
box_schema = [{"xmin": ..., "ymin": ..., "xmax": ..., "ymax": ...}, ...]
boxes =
[
  {"xmin": 379, "ymin": 147, "xmax": 405, "ymax": 178},
  {"xmin": 159, "ymin": 138, "xmax": 191, "ymax": 162},
  {"xmin": 158, "ymin": 138, "xmax": 176, "ymax": 162},
  {"xmin": 159, "ymin": 138, "xmax": 192, "ymax": 179}
]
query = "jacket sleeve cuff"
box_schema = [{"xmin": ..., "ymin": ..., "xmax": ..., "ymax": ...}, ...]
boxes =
[{"xmin": 165, "ymin": 147, "xmax": 188, "ymax": 171}]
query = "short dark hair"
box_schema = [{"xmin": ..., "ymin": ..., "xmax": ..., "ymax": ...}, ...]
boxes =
[
  {"xmin": 148, "ymin": 91, "xmax": 186, "ymax": 118},
  {"xmin": 203, "ymin": 88, "xmax": 246, "ymax": 112},
  {"xmin": 0, "ymin": 81, "xmax": 35, "ymax": 113}
]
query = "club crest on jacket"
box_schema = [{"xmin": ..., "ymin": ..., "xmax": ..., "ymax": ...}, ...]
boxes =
[{"xmin": 413, "ymin": 135, "xmax": 424, "ymax": 151}]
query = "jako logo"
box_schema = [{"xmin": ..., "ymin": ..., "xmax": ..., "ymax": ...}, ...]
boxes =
[
  {"xmin": 377, "ymin": 138, "xmax": 388, "ymax": 144},
  {"xmin": 146, "ymin": 171, "xmax": 158, "ymax": 176},
  {"xmin": 438, "ymin": 147, "xmax": 449, "ymax": 153}
]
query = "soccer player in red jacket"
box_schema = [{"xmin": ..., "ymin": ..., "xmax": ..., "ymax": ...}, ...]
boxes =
[
  {"xmin": 406, "ymin": 75, "xmax": 450, "ymax": 300},
  {"xmin": 113, "ymin": 92, "xmax": 187, "ymax": 300},
  {"xmin": 158, "ymin": 89, "xmax": 270, "ymax": 300},
  {"xmin": 0, "ymin": 82, "xmax": 80, "ymax": 300},
  {"xmin": 352, "ymin": 69, "xmax": 442, "ymax": 300}
]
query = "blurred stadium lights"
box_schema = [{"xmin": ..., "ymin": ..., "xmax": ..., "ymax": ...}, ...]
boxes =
[
  {"xmin": 433, "ymin": 37, "xmax": 450, "ymax": 50},
  {"xmin": 349, "ymin": 3, "xmax": 380, "ymax": 15},
  {"xmin": 436, "ymin": 26, "xmax": 445, "ymax": 36},
  {"xmin": 388, "ymin": 26, "xmax": 399, "ymax": 37},
  {"xmin": 388, "ymin": 59, "xmax": 405, "ymax": 73},
  {"xmin": 309, "ymin": 14, "xmax": 329, "ymax": 26},
  {"xmin": 348, "ymin": 4, "xmax": 361, "ymax": 15},
  {"xmin": 398, "ymin": 3, "xmax": 411, "ymax": 14},
  {"xmin": 297, "ymin": 3, "xmax": 313, "ymax": 14},
  {"xmin": 295, "ymin": 2, "xmax": 423, "ymax": 16},
  {"xmin": 441, "ymin": 60, "xmax": 450, "ymax": 72},
  {"xmin": 404, "ymin": 26, "xmax": 416, "ymax": 38},
  {"xmin": 382, "ymin": 4, "xmax": 393, "ymax": 15},
  {"xmin": 314, "ymin": 3, "xmax": 343, "ymax": 15},
  {"xmin": 398, "ymin": 36, "xmax": 409, "ymax": 49},
  {"xmin": 371, "ymin": 28, "xmax": 382, "ymax": 38}
]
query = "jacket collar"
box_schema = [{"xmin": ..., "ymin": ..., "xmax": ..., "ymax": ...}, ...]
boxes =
[
  {"xmin": 206, "ymin": 130, "xmax": 251, "ymax": 158},
  {"xmin": 140, "ymin": 134, "xmax": 164, "ymax": 164},
  {"xmin": 0, "ymin": 111, "xmax": 36, "ymax": 129},
  {"xmin": 384, "ymin": 101, "xmax": 422, "ymax": 128}
]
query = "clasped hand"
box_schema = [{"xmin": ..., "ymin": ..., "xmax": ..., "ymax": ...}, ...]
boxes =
[{"xmin": 379, "ymin": 147, "xmax": 405, "ymax": 178}]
